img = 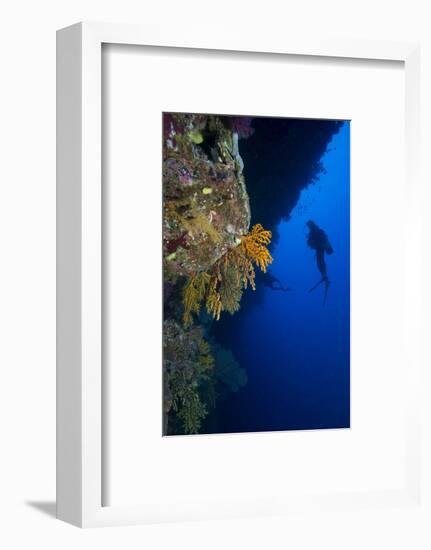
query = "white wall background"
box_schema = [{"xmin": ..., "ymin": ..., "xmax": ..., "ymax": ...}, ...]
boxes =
[{"xmin": 0, "ymin": 1, "xmax": 430, "ymax": 548}]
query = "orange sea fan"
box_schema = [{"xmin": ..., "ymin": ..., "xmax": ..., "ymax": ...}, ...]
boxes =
[
  {"xmin": 182, "ymin": 223, "xmax": 273, "ymax": 324},
  {"xmin": 240, "ymin": 223, "xmax": 273, "ymax": 273}
]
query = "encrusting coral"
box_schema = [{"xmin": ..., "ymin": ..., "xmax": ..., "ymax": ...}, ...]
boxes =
[
  {"xmin": 163, "ymin": 113, "xmax": 251, "ymax": 282},
  {"xmin": 182, "ymin": 223, "xmax": 273, "ymax": 325}
]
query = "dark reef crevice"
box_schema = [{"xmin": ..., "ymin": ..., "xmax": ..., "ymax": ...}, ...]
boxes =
[{"xmin": 240, "ymin": 117, "xmax": 343, "ymax": 242}]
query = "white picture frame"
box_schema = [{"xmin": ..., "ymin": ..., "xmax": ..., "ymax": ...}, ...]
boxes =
[{"xmin": 56, "ymin": 21, "xmax": 422, "ymax": 527}]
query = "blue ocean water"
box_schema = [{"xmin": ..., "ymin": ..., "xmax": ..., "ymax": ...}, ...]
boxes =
[{"xmin": 214, "ymin": 122, "xmax": 350, "ymax": 433}]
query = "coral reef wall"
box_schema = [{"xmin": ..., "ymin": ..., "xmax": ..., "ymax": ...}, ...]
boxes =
[{"xmin": 163, "ymin": 113, "xmax": 251, "ymax": 282}]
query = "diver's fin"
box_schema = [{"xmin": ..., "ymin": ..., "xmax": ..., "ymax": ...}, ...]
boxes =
[
  {"xmin": 308, "ymin": 277, "xmax": 325, "ymax": 293},
  {"xmin": 322, "ymin": 280, "xmax": 330, "ymax": 307}
]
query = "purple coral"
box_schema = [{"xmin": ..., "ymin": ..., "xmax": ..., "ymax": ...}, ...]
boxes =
[
  {"xmin": 178, "ymin": 173, "xmax": 193, "ymax": 186},
  {"xmin": 230, "ymin": 116, "xmax": 255, "ymax": 139},
  {"xmin": 163, "ymin": 113, "xmax": 185, "ymax": 140},
  {"xmin": 163, "ymin": 113, "xmax": 174, "ymax": 140},
  {"xmin": 165, "ymin": 232, "xmax": 189, "ymax": 254}
]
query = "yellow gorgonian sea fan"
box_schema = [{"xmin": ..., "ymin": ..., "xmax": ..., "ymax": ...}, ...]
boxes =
[
  {"xmin": 217, "ymin": 262, "xmax": 243, "ymax": 315},
  {"xmin": 206, "ymin": 273, "xmax": 222, "ymax": 321},
  {"xmin": 181, "ymin": 223, "xmax": 272, "ymax": 325},
  {"xmin": 182, "ymin": 271, "xmax": 211, "ymax": 326},
  {"xmin": 240, "ymin": 223, "xmax": 273, "ymax": 272}
]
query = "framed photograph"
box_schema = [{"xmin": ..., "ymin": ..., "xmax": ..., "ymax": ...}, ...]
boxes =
[
  {"xmin": 161, "ymin": 112, "xmax": 350, "ymax": 437},
  {"xmin": 57, "ymin": 22, "xmax": 422, "ymax": 527}
]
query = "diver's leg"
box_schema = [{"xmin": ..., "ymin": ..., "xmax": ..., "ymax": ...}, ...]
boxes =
[{"xmin": 316, "ymin": 249, "xmax": 327, "ymax": 278}]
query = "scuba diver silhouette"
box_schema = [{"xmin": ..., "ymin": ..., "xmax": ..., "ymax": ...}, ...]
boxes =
[
  {"xmin": 306, "ymin": 220, "xmax": 333, "ymax": 306},
  {"xmin": 264, "ymin": 270, "xmax": 291, "ymax": 292}
]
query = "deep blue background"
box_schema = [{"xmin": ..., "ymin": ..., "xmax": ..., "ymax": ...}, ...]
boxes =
[{"xmin": 212, "ymin": 122, "xmax": 350, "ymax": 433}]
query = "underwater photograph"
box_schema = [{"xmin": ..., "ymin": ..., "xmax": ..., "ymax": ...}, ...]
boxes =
[{"xmin": 162, "ymin": 113, "xmax": 350, "ymax": 436}]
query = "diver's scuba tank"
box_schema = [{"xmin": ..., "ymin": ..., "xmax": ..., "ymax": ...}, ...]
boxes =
[
  {"xmin": 306, "ymin": 220, "xmax": 333, "ymax": 255},
  {"xmin": 324, "ymin": 237, "xmax": 334, "ymax": 255}
]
